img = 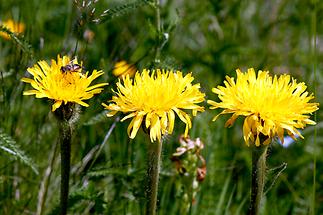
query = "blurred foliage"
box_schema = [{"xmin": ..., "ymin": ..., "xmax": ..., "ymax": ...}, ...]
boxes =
[{"xmin": 0, "ymin": 0, "xmax": 322, "ymax": 214}]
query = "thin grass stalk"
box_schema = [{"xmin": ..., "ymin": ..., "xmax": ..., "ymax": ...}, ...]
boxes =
[
  {"xmin": 248, "ymin": 145, "xmax": 268, "ymax": 215},
  {"xmin": 36, "ymin": 141, "xmax": 59, "ymax": 215},
  {"xmin": 88, "ymin": 117, "xmax": 119, "ymax": 170},
  {"xmin": 310, "ymin": 0, "xmax": 317, "ymax": 214},
  {"xmin": 146, "ymin": 139, "xmax": 163, "ymax": 215},
  {"xmin": 154, "ymin": 0, "xmax": 161, "ymax": 63}
]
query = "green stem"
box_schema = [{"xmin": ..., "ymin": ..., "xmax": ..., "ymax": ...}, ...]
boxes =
[
  {"xmin": 59, "ymin": 120, "xmax": 72, "ymax": 215},
  {"xmin": 154, "ymin": 0, "xmax": 161, "ymax": 63},
  {"xmin": 146, "ymin": 139, "xmax": 163, "ymax": 215},
  {"xmin": 54, "ymin": 104, "xmax": 75, "ymax": 215},
  {"xmin": 249, "ymin": 145, "xmax": 268, "ymax": 215}
]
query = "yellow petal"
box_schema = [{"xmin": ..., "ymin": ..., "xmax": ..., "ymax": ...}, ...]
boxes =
[
  {"xmin": 255, "ymin": 135, "xmax": 260, "ymax": 147},
  {"xmin": 208, "ymin": 68, "xmax": 319, "ymax": 146},
  {"xmin": 145, "ymin": 112, "xmax": 152, "ymax": 128},
  {"xmin": 167, "ymin": 110, "xmax": 175, "ymax": 134},
  {"xmin": 52, "ymin": 100, "xmax": 62, "ymax": 112},
  {"xmin": 150, "ymin": 114, "xmax": 161, "ymax": 142},
  {"xmin": 121, "ymin": 112, "xmax": 137, "ymax": 122},
  {"xmin": 225, "ymin": 114, "xmax": 239, "ymax": 127},
  {"xmin": 22, "ymin": 55, "xmax": 107, "ymax": 111},
  {"xmin": 129, "ymin": 114, "xmax": 143, "ymax": 139},
  {"xmin": 106, "ymin": 111, "xmax": 117, "ymax": 117},
  {"xmin": 243, "ymin": 117, "xmax": 252, "ymax": 146},
  {"xmin": 100, "ymin": 69, "xmax": 207, "ymax": 141}
]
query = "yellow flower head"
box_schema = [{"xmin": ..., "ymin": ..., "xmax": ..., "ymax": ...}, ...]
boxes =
[
  {"xmin": 22, "ymin": 55, "xmax": 108, "ymax": 111},
  {"xmin": 0, "ymin": 19, "xmax": 25, "ymax": 40},
  {"xmin": 207, "ymin": 68, "xmax": 319, "ymax": 146},
  {"xmin": 112, "ymin": 61, "xmax": 136, "ymax": 79},
  {"xmin": 102, "ymin": 69, "xmax": 205, "ymax": 142}
]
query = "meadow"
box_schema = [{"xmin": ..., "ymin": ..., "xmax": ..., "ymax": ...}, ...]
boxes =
[{"xmin": 0, "ymin": 0, "xmax": 322, "ymax": 214}]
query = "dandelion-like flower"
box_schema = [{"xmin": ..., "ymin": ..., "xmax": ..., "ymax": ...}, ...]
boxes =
[
  {"xmin": 208, "ymin": 68, "xmax": 319, "ymax": 146},
  {"xmin": 112, "ymin": 61, "xmax": 137, "ymax": 79},
  {"xmin": 102, "ymin": 69, "xmax": 205, "ymax": 142},
  {"xmin": 0, "ymin": 19, "xmax": 25, "ymax": 40},
  {"xmin": 22, "ymin": 55, "xmax": 108, "ymax": 111}
]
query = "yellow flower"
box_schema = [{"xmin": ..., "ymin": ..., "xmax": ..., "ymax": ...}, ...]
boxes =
[
  {"xmin": 112, "ymin": 61, "xmax": 136, "ymax": 79},
  {"xmin": 0, "ymin": 19, "xmax": 25, "ymax": 40},
  {"xmin": 102, "ymin": 69, "xmax": 205, "ymax": 142},
  {"xmin": 208, "ymin": 68, "xmax": 319, "ymax": 146},
  {"xmin": 22, "ymin": 55, "xmax": 108, "ymax": 111}
]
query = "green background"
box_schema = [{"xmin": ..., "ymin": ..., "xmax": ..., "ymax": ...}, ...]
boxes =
[{"xmin": 0, "ymin": 0, "xmax": 322, "ymax": 214}]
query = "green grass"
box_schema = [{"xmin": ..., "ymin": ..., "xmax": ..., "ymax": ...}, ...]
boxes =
[{"xmin": 0, "ymin": 0, "xmax": 322, "ymax": 214}]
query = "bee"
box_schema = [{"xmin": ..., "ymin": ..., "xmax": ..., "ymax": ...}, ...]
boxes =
[{"xmin": 60, "ymin": 60, "xmax": 84, "ymax": 73}]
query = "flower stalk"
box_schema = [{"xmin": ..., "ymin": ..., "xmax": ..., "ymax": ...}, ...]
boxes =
[
  {"xmin": 55, "ymin": 104, "xmax": 75, "ymax": 215},
  {"xmin": 208, "ymin": 68, "xmax": 318, "ymax": 214},
  {"xmin": 21, "ymin": 55, "xmax": 107, "ymax": 214},
  {"xmin": 146, "ymin": 139, "xmax": 163, "ymax": 215},
  {"xmin": 102, "ymin": 69, "xmax": 204, "ymax": 214},
  {"xmin": 249, "ymin": 143, "xmax": 269, "ymax": 215}
]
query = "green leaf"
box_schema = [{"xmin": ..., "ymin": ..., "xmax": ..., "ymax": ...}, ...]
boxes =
[
  {"xmin": 0, "ymin": 130, "xmax": 38, "ymax": 174},
  {"xmin": 93, "ymin": 0, "xmax": 151, "ymax": 24},
  {"xmin": 47, "ymin": 184, "xmax": 106, "ymax": 215},
  {"xmin": 87, "ymin": 165, "xmax": 133, "ymax": 178},
  {"xmin": 216, "ymin": 172, "xmax": 231, "ymax": 214}
]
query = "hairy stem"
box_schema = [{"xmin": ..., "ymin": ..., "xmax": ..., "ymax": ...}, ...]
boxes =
[
  {"xmin": 146, "ymin": 139, "xmax": 163, "ymax": 215},
  {"xmin": 249, "ymin": 145, "xmax": 268, "ymax": 215},
  {"xmin": 59, "ymin": 120, "xmax": 72, "ymax": 215}
]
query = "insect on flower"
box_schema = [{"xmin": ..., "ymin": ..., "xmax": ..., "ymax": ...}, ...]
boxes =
[
  {"xmin": 21, "ymin": 55, "xmax": 108, "ymax": 112},
  {"xmin": 60, "ymin": 59, "xmax": 84, "ymax": 73}
]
